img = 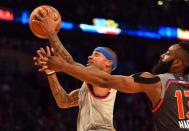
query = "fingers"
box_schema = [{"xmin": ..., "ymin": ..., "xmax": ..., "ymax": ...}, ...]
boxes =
[
  {"xmin": 32, "ymin": 19, "xmax": 40, "ymax": 23},
  {"xmin": 33, "ymin": 7, "xmax": 48, "ymax": 22},
  {"xmin": 42, "ymin": 7, "xmax": 50, "ymax": 16},
  {"xmin": 51, "ymin": 47, "xmax": 55, "ymax": 55},
  {"xmin": 39, "ymin": 48, "xmax": 49, "ymax": 60},
  {"xmin": 38, "ymin": 65, "xmax": 48, "ymax": 72},
  {"xmin": 51, "ymin": 47, "xmax": 60, "ymax": 57},
  {"xmin": 33, "ymin": 56, "xmax": 47, "ymax": 66},
  {"xmin": 37, "ymin": 50, "xmax": 44, "ymax": 59},
  {"xmin": 34, "ymin": 13, "xmax": 44, "ymax": 21},
  {"xmin": 40, "ymin": 47, "xmax": 46, "ymax": 55},
  {"xmin": 38, "ymin": 7, "xmax": 48, "ymax": 18},
  {"xmin": 33, "ymin": 56, "xmax": 50, "ymax": 73},
  {"xmin": 46, "ymin": 46, "xmax": 51, "ymax": 56}
]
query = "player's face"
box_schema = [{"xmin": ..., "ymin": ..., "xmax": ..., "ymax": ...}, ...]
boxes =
[
  {"xmin": 87, "ymin": 51, "xmax": 109, "ymax": 70},
  {"xmin": 160, "ymin": 45, "xmax": 178, "ymax": 62},
  {"xmin": 152, "ymin": 45, "xmax": 179, "ymax": 74}
]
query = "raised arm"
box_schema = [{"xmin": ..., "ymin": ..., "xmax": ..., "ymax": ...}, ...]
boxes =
[
  {"xmin": 48, "ymin": 32, "xmax": 74, "ymax": 64},
  {"xmin": 34, "ymin": 7, "xmax": 74, "ymax": 64}
]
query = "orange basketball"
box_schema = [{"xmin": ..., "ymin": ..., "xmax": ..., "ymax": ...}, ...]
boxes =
[{"xmin": 29, "ymin": 5, "xmax": 62, "ymax": 39}]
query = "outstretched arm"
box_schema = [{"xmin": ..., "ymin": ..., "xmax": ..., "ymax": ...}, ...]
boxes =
[
  {"xmin": 36, "ymin": 47, "xmax": 161, "ymax": 94},
  {"xmin": 60, "ymin": 63, "xmax": 162, "ymax": 106},
  {"xmin": 52, "ymin": 60, "xmax": 160, "ymax": 94}
]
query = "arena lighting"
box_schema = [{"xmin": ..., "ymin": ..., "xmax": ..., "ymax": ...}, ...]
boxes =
[
  {"xmin": 91, "ymin": 18, "xmax": 121, "ymax": 35},
  {"xmin": 80, "ymin": 23, "xmax": 121, "ymax": 35},
  {"xmin": 124, "ymin": 30, "xmax": 161, "ymax": 39},
  {"xmin": 19, "ymin": 11, "xmax": 73, "ymax": 29},
  {"xmin": 93, "ymin": 18, "xmax": 119, "ymax": 28},
  {"xmin": 0, "ymin": 9, "xmax": 14, "ymax": 21},
  {"xmin": 61, "ymin": 21, "xmax": 73, "ymax": 30},
  {"xmin": 1, "ymin": 7, "xmax": 189, "ymax": 41},
  {"xmin": 20, "ymin": 11, "xmax": 29, "ymax": 24},
  {"xmin": 177, "ymin": 28, "xmax": 189, "ymax": 40},
  {"xmin": 80, "ymin": 24, "xmax": 99, "ymax": 33},
  {"xmin": 158, "ymin": 26, "xmax": 177, "ymax": 38},
  {"xmin": 157, "ymin": 0, "xmax": 164, "ymax": 6}
]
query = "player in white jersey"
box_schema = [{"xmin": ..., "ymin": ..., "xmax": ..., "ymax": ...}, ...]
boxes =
[{"xmin": 33, "ymin": 46, "xmax": 117, "ymax": 131}]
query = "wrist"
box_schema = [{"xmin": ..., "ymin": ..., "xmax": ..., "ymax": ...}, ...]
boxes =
[
  {"xmin": 46, "ymin": 70, "xmax": 56, "ymax": 76},
  {"xmin": 49, "ymin": 31, "xmax": 57, "ymax": 37}
]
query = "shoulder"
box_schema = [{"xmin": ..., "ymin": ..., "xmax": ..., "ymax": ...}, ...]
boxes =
[
  {"xmin": 140, "ymin": 72, "xmax": 156, "ymax": 78},
  {"xmin": 132, "ymin": 72, "xmax": 160, "ymax": 84}
]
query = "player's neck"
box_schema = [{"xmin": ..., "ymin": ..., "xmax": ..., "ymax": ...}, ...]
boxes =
[{"xmin": 102, "ymin": 68, "xmax": 111, "ymax": 74}]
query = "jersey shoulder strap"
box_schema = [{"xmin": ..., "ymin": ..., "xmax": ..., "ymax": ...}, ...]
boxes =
[{"xmin": 133, "ymin": 72, "xmax": 160, "ymax": 84}]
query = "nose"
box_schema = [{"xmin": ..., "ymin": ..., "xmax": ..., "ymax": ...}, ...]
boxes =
[
  {"xmin": 161, "ymin": 53, "xmax": 165, "ymax": 59},
  {"xmin": 88, "ymin": 55, "xmax": 92, "ymax": 60}
]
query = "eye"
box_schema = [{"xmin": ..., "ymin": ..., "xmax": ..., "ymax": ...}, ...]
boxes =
[
  {"xmin": 165, "ymin": 51, "xmax": 170, "ymax": 55},
  {"xmin": 94, "ymin": 52, "xmax": 100, "ymax": 57}
]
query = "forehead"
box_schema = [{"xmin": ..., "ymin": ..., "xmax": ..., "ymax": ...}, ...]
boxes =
[
  {"xmin": 168, "ymin": 44, "xmax": 181, "ymax": 53},
  {"xmin": 92, "ymin": 51, "xmax": 107, "ymax": 58},
  {"xmin": 92, "ymin": 51, "xmax": 102, "ymax": 55}
]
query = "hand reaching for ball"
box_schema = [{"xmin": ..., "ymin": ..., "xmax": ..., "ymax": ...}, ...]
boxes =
[{"xmin": 29, "ymin": 5, "xmax": 61, "ymax": 39}]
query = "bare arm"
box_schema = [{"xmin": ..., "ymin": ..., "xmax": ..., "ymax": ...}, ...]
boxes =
[
  {"xmin": 61, "ymin": 63, "xmax": 160, "ymax": 94},
  {"xmin": 48, "ymin": 32, "xmax": 74, "ymax": 64},
  {"xmin": 34, "ymin": 8, "xmax": 74, "ymax": 64},
  {"xmin": 47, "ymin": 73, "xmax": 79, "ymax": 108}
]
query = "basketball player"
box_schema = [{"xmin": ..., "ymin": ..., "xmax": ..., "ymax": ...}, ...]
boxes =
[
  {"xmin": 33, "ymin": 7, "xmax": 119, "ymax": 130},
  {"xmin": 33, "ymin": 46, "xmax": 118, "ymax": 131},
  {"xmin": 36, "ymin": 41, "xmax": 189, "ymax": 131},
  {"xmin": 33, "ymin": 7, "xmax": 189, "ymax": 130}
]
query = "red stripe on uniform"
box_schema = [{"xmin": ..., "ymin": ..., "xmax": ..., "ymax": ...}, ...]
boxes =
[
  {"xmin": 152, "ymin": 99, "xmax": 164, "ymax": 112},
  {"xmin": 152, "ymin": 80, "xmax": 189, "ymax": 112}
]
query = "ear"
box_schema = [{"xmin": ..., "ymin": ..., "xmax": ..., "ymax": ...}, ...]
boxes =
[
  {"xmin": 173, "ymin": 58, "xmax": 184, "ymax": 67},
  {"xmin": 105, "ymin": 60, "xmax": 113, "ymax": 68}
]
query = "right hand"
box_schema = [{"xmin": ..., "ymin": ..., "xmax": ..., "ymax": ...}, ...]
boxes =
[
  {"xmin": 33, "ymin": 46, "xmax": 55, "ymax": 75},
  {"xmin": 32, "ymin": 7, "xmax": 57, "ymax": 35}
]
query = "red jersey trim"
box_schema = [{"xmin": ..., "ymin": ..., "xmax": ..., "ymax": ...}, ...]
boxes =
[
  {"xmin": 84, "ymin": 82, "xmax": 110, "ymax": 100},
  {"xmin": 152, "ymin": 79, "xmax": 189, "ymax": 113},
  {"xmin": 152, "ymin": 99, "xmax": 164, "ymax": 112}
]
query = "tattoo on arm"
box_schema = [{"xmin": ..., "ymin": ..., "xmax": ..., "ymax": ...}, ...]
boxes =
[
  {"xmin": 48, "ymin": 74, "xmax": 79, "ymax": 108},
  {"xmin": 49, "ymin": 33, "xmax": 74, "ymax": 64}
]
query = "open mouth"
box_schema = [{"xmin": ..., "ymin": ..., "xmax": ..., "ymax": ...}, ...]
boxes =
[{"xmin": 87, "ymin": 61, "xmax": 93, "ymax": 66}]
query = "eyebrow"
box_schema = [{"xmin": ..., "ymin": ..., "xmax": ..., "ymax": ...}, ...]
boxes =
[{"xmin": 94, "ymin": 51, "xmax": 101, "ymax": 54}]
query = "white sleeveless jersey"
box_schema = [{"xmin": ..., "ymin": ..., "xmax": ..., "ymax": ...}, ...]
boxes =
[{"xmin": 77, "ymin": 82, "xmax": 117, "ymax": 131}]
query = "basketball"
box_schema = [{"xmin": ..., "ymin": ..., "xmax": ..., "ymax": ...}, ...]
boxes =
[{"xmin": 29, "ymin": 5, "xmax": 62, "ymax": 39}]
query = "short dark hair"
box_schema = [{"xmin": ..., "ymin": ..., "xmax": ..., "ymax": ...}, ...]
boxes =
[
  {"xmin": 178, "ymin": 41, "xmax": 189, "ymax": 54},
  {"xmin": 178, "ymin": 41, "xmax": 189, "ymax": 74}
]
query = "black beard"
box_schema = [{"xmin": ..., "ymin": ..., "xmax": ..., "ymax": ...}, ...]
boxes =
[
  {"xmin": 184, "ymin": 66, "xmax": 189, "ymax": 74},
  {"xmin": 151, "ymin": 59, "xmax": 173, "ymax": 75}
]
